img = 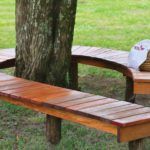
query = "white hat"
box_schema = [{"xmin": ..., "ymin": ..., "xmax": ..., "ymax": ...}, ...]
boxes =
[{"xmin": 128, "ymin": 39, "xmax": 150, "ymax": 70}]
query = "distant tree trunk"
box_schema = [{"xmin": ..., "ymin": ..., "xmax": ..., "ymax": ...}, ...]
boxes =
[
  {"xmin": 15, "ymin": 0, "xmax": 77, "ymax": 87},
  {"xmin": 15, "ymin": 0, "xmax": 77, "ymax": 145}
]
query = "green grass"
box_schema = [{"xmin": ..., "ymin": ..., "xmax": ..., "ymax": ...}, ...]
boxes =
[{"xmin": 0, "ymin": 0, "xmax": 150, "ymax": 149}]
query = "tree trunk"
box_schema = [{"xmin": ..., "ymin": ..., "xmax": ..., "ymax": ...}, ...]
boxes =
[
  {"xmin": 15, "ymin": 0, "xmax": 77, "ymax": 87},
  {"xmin": 15, "ymin": 0, "xmax": 78, "ymax": 145}
]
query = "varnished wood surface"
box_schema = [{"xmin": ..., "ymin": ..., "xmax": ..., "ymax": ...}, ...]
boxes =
[
  {"xmin": 0, "ymin": 48, "xmax": 15, "ymax": 68},
  {"xmin": 0, "ymin": 72, "xmax": 150, "ymax": 128},
  {"xmin": 0, "ymin": 72, "xmax": 150, "ymax": 142},
  {"xmin": 1, "ymin": 47, "xmax": 150, "ymax": 94}
]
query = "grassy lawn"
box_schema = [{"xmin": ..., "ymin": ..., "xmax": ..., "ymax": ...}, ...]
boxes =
[{"xmin": 0, "ymin": 0, "xmax": 150, "ymax": 149}]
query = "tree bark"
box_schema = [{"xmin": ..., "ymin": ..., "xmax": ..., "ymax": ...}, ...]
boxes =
[
  {"xmin": 15, "ymin": 0, "xmax": 78, "ymax": 145},
  {"xmin": 15, "ymin": 0, "xmax": 77, "ymax": 87}
]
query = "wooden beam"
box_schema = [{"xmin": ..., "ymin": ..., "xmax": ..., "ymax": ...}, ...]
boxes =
[
  {"xmin": 46, "ymin": 115, "xmax": 61, "ymax": 144},
  {"xmin": 134, "ymin": 82, "xmax": 150, "ymax": 94},
  {"xmin": 0, "ymin": 96, "xmax": 117, "ymax": 136},
  {"xmin": 118, "ymin": 122, "xmax": 150, "ymax": 142},
  {"xmin": 125, "ymin": 77, "xmax": 135, "ymax": 103}
]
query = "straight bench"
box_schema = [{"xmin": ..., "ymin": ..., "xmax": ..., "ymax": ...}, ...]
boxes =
[{"xmin": 0, "ymin": 72, "xmax": 150, "ymax": 146}]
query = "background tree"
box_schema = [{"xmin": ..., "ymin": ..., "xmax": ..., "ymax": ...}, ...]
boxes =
[{"xmin": 15, "ymin": 0, "xmax": 78, "ymax": 145}]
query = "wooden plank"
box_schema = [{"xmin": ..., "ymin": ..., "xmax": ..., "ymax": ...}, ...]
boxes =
[
  {"xmin": 105, "ymin": 107, "xmax": 150, "ymax": 120},
  {"xmin": 87, "ymin": 49, "xmax": 111, "ymax": 57},
  {"xmin": 134, "ymin": 82, "xmax": 150, "ymax": 94},
  {"xmin": 72, "ymin": 46, "xmax": 91, "ymax": 55},
  {"xmin": 0, "ymin": 48, "xmax": 15, "ymax": 57},
  {"xmin": 71, "ymin": 46, "xmax": 81, "ymax": 52},
  {"xmin": 118, "ymin": 122, "xmax": 150, "ymax": 142},
  {"xmin": 102, "ymin": 51, "xmax": 126, "ymax": 59},
  {"xmin": 114, "ymin": 113, "xmax": 150, "ymax": 126},
  {"xmin": 104, "ymin": 52, "xmax": 128, "ymax": 59},
  {"xmin": 0, "ymin": 95, "xmax": 118, "ymax": 135},
  {"xmin": 80, "ymin": 47, "xmax": 100, "ymax": 55},
  {"xmin": 46, "ymin": 91, "xmax": 92, "ymax": 104},
  {"xmin": 10, "ymin": 87, "xmax": 69, "ymax": 98},
  {"xmin": 0, "ymin": 78, "xmax": 28, "ymax": 87},
  {"xmin": 96, "ymin": 50, "xmax": 115, "ymax": 58},
  {"xmin": 0, "ymin": 55, "xmax": 14, "ymax": 59},
  {"xmin": 98, "ymin": 104, "xmax": 143, "ymax": 116},
  {"xmin": 58, "ymin": 95, "xmax": 106, "ymax": 107},
  {"xmin": 80, "ymin": 101, "xmax": 129, "ymax": 113},
  {"xmin": 7, "ymin": 90, "xmax": 70, "ymax": 105},
  {"xmin": 0, "ymin": 74, "xmax": 16, "ymax": 81},
  {"xmin": 0, "ymin": 81, "xmax": 34, "ymax": 91},
  {"xmin": 32, "ymin": 91, "xmax": 76, "ymax": 104},
  {"xmin": 68, "ymin": 98, "xmax": 114, "ymax": 110}
]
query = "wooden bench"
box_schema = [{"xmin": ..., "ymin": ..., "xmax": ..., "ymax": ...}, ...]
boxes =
[
  {"xmin": 0, "ymin": 46, "xmax": 150, "ymax": 96},
  {"xmin": 0, "ymin": 46, "xmax": 150, "ymax": 148},
  {"xmin": 0, "ymin": 72, "xmax": 150, "ymax": 145}
]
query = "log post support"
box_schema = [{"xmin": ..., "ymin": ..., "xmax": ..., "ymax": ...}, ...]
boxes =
[
  {"xmin": 125, "ymin": 76, "xmax": 135, "ymax": 103},
  {"xmin": 129, "ymin": 139, "xmax": 145, "ymax": 150},
  {"xmin": 46, "ymin": 115, "xmax": 62, "ymax": 145},
  {"xmin": 69, "ymin": 59, "xmax": 78, "ymax": 90},
  {"xmin": 125, "ymin": 77, "xmax": 146, "ymax": 150}
]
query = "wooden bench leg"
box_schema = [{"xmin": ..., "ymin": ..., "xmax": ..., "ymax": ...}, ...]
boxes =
[
  {"xmin": 69, "ymin": 60, "xmax": 78, "ymax": 90},
  {"xmin": 129, "ymin": 139, "xmax": 145, "ymax": 150},
  {"xmin": 125, "ymin": 77, "xmax": 135, "ymax": 103},
  {"xmin": 46, "ymin": 115, "xmax": 62, "ymax": 145},
  {"xmin": 125, "ymin": 77, "xmax": 146, "ymax": 150}
]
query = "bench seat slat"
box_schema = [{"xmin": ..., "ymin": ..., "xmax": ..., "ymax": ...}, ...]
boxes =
[
  {"xmin": 1, "ymin": 83, "xmax": 47, "ymax": 94},
  {"xmin": 56, "ymin": 95, "xmax": 105, "ymax": 107},
  {"xmin": 0, "ymin": 81, "xmax": 32, "ymax": 91},
  {"xmin": 79, "ymin": 47, "xmax": 100, "ymax": 55},
  {"xmin": 72, "ymin": 46, "xmax": 91, "ymax": 55},
  {"xmin": 67, "ymin": 98, "xmax": 116, "ymax": 110},
  {"xmin": 96, "ymin": 104, "xmax": 144, "ymax": 116},
  {"xmin": 114, "ymin": 113, "xmax": 150, "ymax": 126},
  {"xmin": 45, "ymin": 92, "xmax": 92, "ymax": 104},
  {"xmin": 104, "ymin": 107, "xmax": 150, "ymax": 120},
  {"xmin": 79, "ymin": 101, "xmax": 130, "ymax": 112},
  {"xmin": 80, "ymin": 48, "xmax": 110, "ymax": 56}
]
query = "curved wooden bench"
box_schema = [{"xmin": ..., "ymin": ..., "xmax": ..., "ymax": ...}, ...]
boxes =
[
  {"xmin": 0, "ymin": 72, "xmax": 150, "ymax": 144},
  {"xmin": 71, "ymin": 46, "xmax": 150, "ymax": 95},
  {"xmin": 0, "ymin": 46, "xmax": 150, "ymax": 95}
]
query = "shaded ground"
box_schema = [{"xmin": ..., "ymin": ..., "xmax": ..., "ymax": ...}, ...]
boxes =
[
  {"xmin": 80, "ymin": 74, "xmax": 150, "ymax": 107},
  {"xmin": 0, "ymin": 71, "xmax": 150, "ymax": 150}
]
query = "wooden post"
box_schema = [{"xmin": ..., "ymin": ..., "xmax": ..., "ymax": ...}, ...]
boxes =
[
  {"xmin": 125, "ymin": 77, "xmax": 135, "ymax": 103},
  {"xmin": 129, "ymin": 139, "xmax": 145, "ymax": 150},
  {"xmin": 69, "ymin": 60, "xmax": 78, "ymax": 90},
  {"xmin": 125, "ymin": 77, "xmax": 145, "ymax": 150},
  {"xmin": 46, "ymin": 115, "xmax": 61, "ymax": 145}
]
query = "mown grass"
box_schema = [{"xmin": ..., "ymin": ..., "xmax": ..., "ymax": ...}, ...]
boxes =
[{"xmin": 0, "ymin": 0, "xmax": 150, "ymax": 149}]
